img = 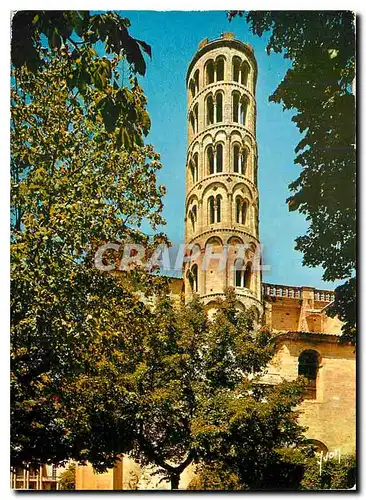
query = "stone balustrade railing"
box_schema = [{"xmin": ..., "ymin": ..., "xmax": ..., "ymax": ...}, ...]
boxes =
[
  {"xmin": 262, "ymin": 283, "xmax": 335, "ymax": 303},
  {"xmin": 314, "ymin": 289, "xmax": 335, "ymax": 302},
  {"xmin": 262, "ymin": 283, "xmax": 302, "ymax": 299}
]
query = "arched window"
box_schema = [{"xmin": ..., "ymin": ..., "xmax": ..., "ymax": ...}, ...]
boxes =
[
  {"xmin": 206, "ymin": 60, "xmax": 214, "ymax": 85},
  {"xmin": 193, "ymin": 152, "xmax": 198, "ymax": 182},
  {"xmin": 189, "ymin": 205, "xmax": 197, "ymax": 232},
  {"xmin": 189, "ymin": 210, "xmax": 195, "ymax": 232},
  {"xmin": 241, "ymin": 61, "xmax": 250, "ymax": 87},
  {"xmin": 207, "ymin": 146, "xmax": 214, "ymax": 175},
  {"xmin": 234, "ymin": 258, "xmax": 245, "ymax": 287},
  {"xmin": 244, "ymin": 262, "xmax": 252, "ymax": 289},
  {"xmin": 208, "ymin": 195, "xmax": 222, "ymax": 224},
  {"xmin": 208, "ymin": 196, "xmax": 215, "ymax": 224},
  {"xmin": 216, "ymin": 92, "xmax": 223, "ymax": 123},
  {"xmin": 298, "ymin": 350, "xmax": 320, "ymax": 400},
  {"xmin": 233, "ymin": 144, "xmax": 240, "ymax": 172},
  {"xmin": 189, "ymin": 264, "xmax": 198, "ymax": 293},
  {"xmin": 241, "ymin": 148, "xmax": 248, "ymax": 175},
  {"xmin": 206, "ymin": 95, "xmax": 214, "ymax": 125},
  {"xmin": 189, "ymin": 112, "xmax": 195, "ymax": 134},
  {"xmin": 232, "ymin": 57, "xmax": 241, "ymax": 82},
  {"xmin": 194, "ymin": 104, "xmax": 199, "ymax": 132},
  {"xmin": 216, "ymin": 58, "xmax": 224, "ymax": 81},
  {"xmin": 235, "ymin": 197, "xmax": 247, "ymax": 224},
  {"xmin": 194, "ymin": 69, "xmax": 200, "ymax": 93},
  {"xmin": 216, "ymin": 144, "xmax": 223, "ymax": 173},
  {"xmin": 233, "ymin": 92, "xmax": 240, "ymax": 122},
  {"xmin": 240, "ymin": 100, "xmax": 248, "ymax": 126},
  {"xmin": 189, "ymin": 159, "xmax": 195, "ymax": 183},
  {"xmin": 189, "ymin": 80, "xmax": 195, "ymax": 98},
  {"xmin": 216, "ymin": 195, "xmax": 222, "ymax": 223}
]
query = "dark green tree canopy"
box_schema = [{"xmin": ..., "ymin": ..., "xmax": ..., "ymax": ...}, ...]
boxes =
[
  {"xmin": 11, "ymin": 14, "xmax": 168, "ymax": 469},
  {"xmin": 11, "ymin": 10, "xmax": 153, "ymax": 148},
  {"xmin": 229, "ymin": 11, "xmax": 356, "ymax": 341}
]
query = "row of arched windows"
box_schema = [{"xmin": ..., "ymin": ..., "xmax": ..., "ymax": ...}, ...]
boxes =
[
  {"xmin": 189, "ymin": 92, "xmax": 250, "ymax": 135},
  {"xmin": 187, "ymin": 260, "xmax": 253, "ymax": 293},
  {"xmin": 188, "ymin": 144, "xmax": 250, "ymax": 183},
  {"xmin": 188, "ymin": 56, "xmax": 251, "ymax": 98},
  {"xmin": 188, "ymin": 195, "xmax": 249, "ymax": 232}
]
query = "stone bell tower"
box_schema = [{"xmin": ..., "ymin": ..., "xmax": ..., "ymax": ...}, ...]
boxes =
[{"xmin": 184, "ymin": 32, "xmax": 263, "ymax": 320}]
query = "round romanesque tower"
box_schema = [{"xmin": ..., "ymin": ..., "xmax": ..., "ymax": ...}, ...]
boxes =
[{"xmin": 184, "ymin": 32, "xmax": 263, "ymax": 320}]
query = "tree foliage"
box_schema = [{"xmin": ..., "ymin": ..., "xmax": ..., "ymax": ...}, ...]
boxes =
[
  {"xmin": 189, "ymin": 450, "xmax": 356, "ymax": 490},
  {"xmin": 120, "ymin": 290, "xmax": 308, "ymax": 489},
  {"xmin": 11, "ymin": 32, "xmax": 168, "ymax": 469},
  {"xmin": 58, "ymin": 463, "xmax": 76, "ymax": 490},
  {"xmin": 229, "ymin": 11, "xmax": 356, "ymax": 341},
  {"xmin": 301, "ymin": 454, "xmax": 356, "ymax": 490},
  {"xmin": 11, "ymin": 10, "xmax": 153, "ymax": 148}
]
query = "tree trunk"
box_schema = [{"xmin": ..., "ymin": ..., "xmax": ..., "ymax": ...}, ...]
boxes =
[{"xmin": 171, "ymin": 473, "xmax": 180, "ymax": 490}]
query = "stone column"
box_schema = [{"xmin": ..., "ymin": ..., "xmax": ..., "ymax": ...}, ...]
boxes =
[{"xmin": 228, "ymin": 192, "xmax": 233, "ymax": 227}]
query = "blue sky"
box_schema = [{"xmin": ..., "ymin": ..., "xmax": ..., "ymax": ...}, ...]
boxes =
[{"xmin": 120, "ymin": 10, "xmax": 339, "ymax": 290}]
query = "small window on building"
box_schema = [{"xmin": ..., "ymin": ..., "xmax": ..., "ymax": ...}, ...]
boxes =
[
  {"xmin": 233, "ymin": 92, "xmax": 240, "ymax": 122},
  {"xmin": 206, "ymin": 95, "xmax": 214, "ymax": 125},
  {"xmin": 241, "ymin": 149, "xmax": 248, "ymax": 175},
  {"xmin": 189, "ymin": 208, "xmax": 196, "ymax": 233},
  {"xmin": 189, "ymin": 264, "xmax": 198, "ymax": 292},
  {"xmin": 244, "ymin": 262, "xmax": 252, "ymax": 289},
  {"xmin": 216, "ymin": 92, "xmax": 223, "ymax": 123},
  {"xmin": 194, "ymin": 104, "xmax": 199, "ymax": 133},
  {"xmin": 240, "ymin": 100, "xmax": 248, "ymax": 125},
  {"xmin": 52, "ymin": 465, "xmax": 57, "ymax": 480},
  {"xmin": 233, "ymin": 144, "xmax": 240, "ymax": 173},
  {"xmin": 207, "ymin": 146, "xmax": 214, "ymax": 175},
  {"xmin": 241, "ymin": 61, "xmax": 250, "ymax": 87},
  {"xmin": 232, "ymin": 57, "xmax": 241, "ymax": 82},
  {"xmin": 216, "ymin": 144, "xmax": 223, "ymax": 173},
  {"xmin": 216, "ymin": 195, "xmax": 222, "ymax": 222},
  {"xmin": 235, "ymin": 197, "xmax": 247, "ymax": 224},
  {"xmin": 193, "ymin": 152, "xmax": 198, "ymax": 182},
  {"xmin": 189, "ymin": 112, "xmax": 195, "ymax": 134},
  {"xmin": 298, "ymin": 350, "xmax": 320, "ymax": 400},
  {"xmin": 189, "ymin": 79, "xmax": 196, "ymax": 98},
  {"xmin": 216, "ymin": 58, "xmax": 225, "ymax": 81},
  {"xmin": 194, "ymin": 69, "xmax": 199, "ymax": 93},
  {"xmin": 208, "ymin": 196, "xmax": 215, "ymax": 224},
  {"xmin": 234, "ymin": 258, "xmax": 244, "ymax": 287},
  {"xmin": 206, "ymin": 60, "xmax": 215, "ymax": 85}
]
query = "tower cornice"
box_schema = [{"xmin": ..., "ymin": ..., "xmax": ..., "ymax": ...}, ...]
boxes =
[{"xmin": 186, "ymin": 37, "xmax": 258, "ymax": 85}]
